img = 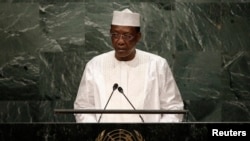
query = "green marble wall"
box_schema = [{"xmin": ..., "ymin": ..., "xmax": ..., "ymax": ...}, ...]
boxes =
[{"xmin": 0, "ymin": 0, "xmax": 249, "ymax": 122}]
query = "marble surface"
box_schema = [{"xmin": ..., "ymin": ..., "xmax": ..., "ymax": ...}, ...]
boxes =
[{"xmin": 0, "ymin": 0, "xmax": 249, "ymax": 122}]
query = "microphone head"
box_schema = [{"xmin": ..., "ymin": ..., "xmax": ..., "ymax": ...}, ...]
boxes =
[
  {"xmin": 113, "ymin": 83, "xmax": 118, "ymax": 90},
  {"xmin": 118, "ymin": 87, "xmax": 123, "ymax": 93}
]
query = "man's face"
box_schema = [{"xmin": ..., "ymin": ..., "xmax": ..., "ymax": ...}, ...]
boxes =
[{"xmin": 110, "ymin": 25, "xmax": 141, "ymax": 61}]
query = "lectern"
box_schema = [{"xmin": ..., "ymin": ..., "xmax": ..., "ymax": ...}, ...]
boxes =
[{"xmin": 54, "ymin": 109, "xmax": 189, "ymax": 140}]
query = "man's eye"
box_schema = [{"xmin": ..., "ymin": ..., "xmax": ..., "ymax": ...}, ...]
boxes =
[
  {"xmin": 124, "ymin": 34, "xmax": 133, "ymax": 39},
  {"xmin": 124, "ymin": 34, "xmax": 131, "ymax": 37},
  {"xmin": 111, "ymin": 34, "xmax": 119, "ymax": 37}
]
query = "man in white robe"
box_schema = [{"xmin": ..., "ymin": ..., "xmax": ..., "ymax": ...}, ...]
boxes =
[{"xmin": 74, "ymin": 8, "xmax": 184, "ymax": 123}]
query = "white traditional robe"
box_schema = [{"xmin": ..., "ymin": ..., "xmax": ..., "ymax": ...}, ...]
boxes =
[{"xmin": 74, "ymin": 49, "xmax": 184, "ymax": 123}]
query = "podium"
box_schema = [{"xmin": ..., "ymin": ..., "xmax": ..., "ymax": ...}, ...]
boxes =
[
  {"xmin": 2, "ymin": 109, "xmax": 248, "ymax": 140},
  {"xmin": 1, "ymin": 122, "xmax": 249, "ymax": 140},
  {"xmin": 54, "ymin": 109, "xmax": 189, "ymax": 140}
]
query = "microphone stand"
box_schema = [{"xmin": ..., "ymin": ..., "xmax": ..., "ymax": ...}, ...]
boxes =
[
  {"xmin": 97, "ymin": 83, "xmax": 118, "ymax": 123},
  {"xmin": 118, "ymin": 87, "xmax": 145, "ymax": 123}
]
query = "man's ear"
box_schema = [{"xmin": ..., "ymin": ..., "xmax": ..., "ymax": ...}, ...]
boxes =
[{"xmin": 136, "ymin": 32, "xmax": 142, "ymax": 42}]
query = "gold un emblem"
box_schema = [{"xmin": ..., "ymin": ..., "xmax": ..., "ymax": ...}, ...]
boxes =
[{"xmin": 96, "ymin": 129, "xmax": 145, "ymax": 141}]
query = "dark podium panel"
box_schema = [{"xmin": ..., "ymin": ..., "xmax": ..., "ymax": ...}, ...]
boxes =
[{"xmin": 0, "ymin": 123, "xmax": 249, "ymax": 141}]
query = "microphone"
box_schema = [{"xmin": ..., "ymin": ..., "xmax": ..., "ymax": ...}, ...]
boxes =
[
  {"xmin": 98, "ymin": 83, "xmax": 118, "ymax": 123},
  {"xmin": 117, "ymin": 87, "xmax": 145, "ymax": 123}
]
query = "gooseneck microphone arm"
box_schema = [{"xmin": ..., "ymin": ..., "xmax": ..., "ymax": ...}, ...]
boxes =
[
  {"xmin": 117, "ymin": 87, "xmax": 145, "ymax": 123},
  {"xmin": 98, "ymin": 83, "xmax": 118, "ymax": 123}
]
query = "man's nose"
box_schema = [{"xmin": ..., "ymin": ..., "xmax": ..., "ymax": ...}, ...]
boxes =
[{"xmin": 116, "ymin": 35, "xmax": 125, "ymax": 45}]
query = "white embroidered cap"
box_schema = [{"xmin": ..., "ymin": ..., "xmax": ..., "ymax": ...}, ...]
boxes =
[{"xmin": 111, "ymin": 8, "xmax": 140, "ymax": 27}]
